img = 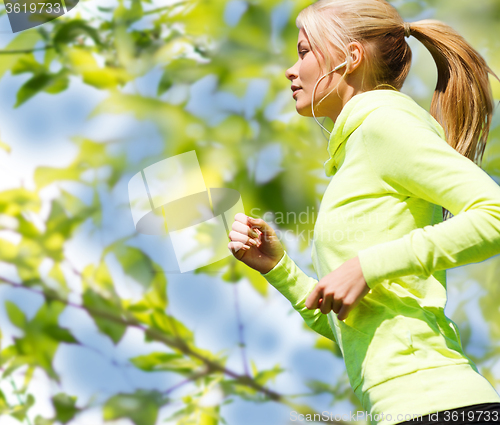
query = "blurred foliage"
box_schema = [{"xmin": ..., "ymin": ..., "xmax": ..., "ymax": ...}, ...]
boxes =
[{"xmin": 0, "ymin": 0, "xmax": 499, "ymax": 424}]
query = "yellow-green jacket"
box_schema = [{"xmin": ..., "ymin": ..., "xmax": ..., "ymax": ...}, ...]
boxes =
[{"xmin": 261, "ymin": 89, "xmax": 500, "ymax": 425}]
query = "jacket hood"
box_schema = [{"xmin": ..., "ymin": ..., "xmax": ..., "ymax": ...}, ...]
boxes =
[{"xmin": 323, "ymin": 89, "xmax": 430, "ymax": 177}]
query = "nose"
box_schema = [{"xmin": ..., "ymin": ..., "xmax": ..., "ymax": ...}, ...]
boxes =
[{"xmin": 285, "ymin": 60, "xmax": 299, "ymax": 82}]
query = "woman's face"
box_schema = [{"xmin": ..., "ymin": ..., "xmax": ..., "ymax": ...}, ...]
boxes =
[{"xmin": 285, "ymin": 28, "xmax": 347, "ymax": 121}]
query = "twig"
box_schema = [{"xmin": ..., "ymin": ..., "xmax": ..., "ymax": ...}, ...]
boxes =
[
  {"xmin": 233, "ymin": 283, "xmax": 250, "ymax": 377},
  {"xmin": 164, "ymin": 367, "xmax": 209, "ymax": 396},
  {"xmin": 143, "ymin": 1, "xmax": 189, "ymax": 16},
  {"xmin": 0, "ymin": 46, "xmax": 54, "ymax": 54}
]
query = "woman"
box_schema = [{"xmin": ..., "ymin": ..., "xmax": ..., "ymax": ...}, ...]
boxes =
[{"xmin": 227, "ymin": 0, "xmax": 500, "ymax": 424}]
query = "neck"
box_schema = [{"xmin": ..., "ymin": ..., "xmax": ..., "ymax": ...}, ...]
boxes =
[{"xmin": 327, "ymin": 84, "xmax": 366, "ymax": 122}]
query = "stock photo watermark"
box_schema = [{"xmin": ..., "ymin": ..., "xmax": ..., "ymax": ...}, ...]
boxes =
[
  {"xmin": 128, "ymin": 150, "xmax": 245, "ymax": 273},
  {"xmin": 290, "ymin": 410, "xmax": 426, "ymax": 423},
  {"xmin": 3, "ymin": 0, "xmax": 79, "ymax": 32},
  {"xmin": 249, "ymin": 207, "xmax": 388, "ymax": 245},
  {"xmin": 290, "ymin": 408, "xmax": 500, "ymax": 423}
]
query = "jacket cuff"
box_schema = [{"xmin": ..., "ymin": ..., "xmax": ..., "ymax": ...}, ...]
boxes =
[{"xmin": 260, "ymin": 250, "xmax": 290, "ymax": 286}]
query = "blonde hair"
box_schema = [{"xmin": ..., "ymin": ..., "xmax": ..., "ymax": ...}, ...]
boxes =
[{"xmin": 297, "ymin": 0, "xmax": 499, "ymax": 220}]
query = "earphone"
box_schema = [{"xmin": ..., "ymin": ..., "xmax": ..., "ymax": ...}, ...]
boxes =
[{"xmin": 311, "ymin": 60, "xmax": 348, "ymax": 136}]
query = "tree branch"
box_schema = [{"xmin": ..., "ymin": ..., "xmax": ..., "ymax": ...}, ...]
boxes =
[
  {"xmin": 0, "ymin": 275, "xmax": 282, "ymax": 401},
  {"xmin": 0, "ymin": 276, "xmax": 351, "ymax": 424}
]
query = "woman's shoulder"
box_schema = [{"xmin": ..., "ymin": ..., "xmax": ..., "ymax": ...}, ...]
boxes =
[{"xmin": 357, "ymin": 90, "xmax": 446, "ymax": 140}]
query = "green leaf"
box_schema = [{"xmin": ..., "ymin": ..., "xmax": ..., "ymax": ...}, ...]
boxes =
[
  {"xmin": 113, "ymin": 0, "xmax": 143, "ymax": 24},
  {"xmin": 181, "ymin": 0, "xmax": 226, "ymax": 38},
  {"xmin": 130, "ymin": 352, "xmax": 201, "ymax": 374},
  {"xmin": 0, "ymin": 188, "xmax": 40, "ymax": 215},
  {"xmin": 250, "ymin": 360, "xmax": 258, "ymax": 377},
  {"xmin": 82, "ymin": 289, "xmax": 126, "ymax": 345},
  {"xmin": 5, "ymin": 301, "xmax": 26, "ymax": 329},
  {"xmin": 43, "ymin": 72, "xmax": 70, "ymax": 94},
  {"xmin": 20, "ymin": 365, "xmax": 35, "ymax": 394},
  {"xmin": 97, "ymin": 6, "xmax": 114, "ymax": 12},
  {"xmin": 0, "ymin": 389, "xmax": 9, "ymax": 411},
  {"xmin": 157, "ymin": 69, "xmax": 172, "ymax": 96},
  {"xmin": 1, "ymin": 354, "xmax": 31, "ymax": 379},
  {"xmin": 82, "ymin": 67, "xmax": 130, "ymax": 89},
  {"xmin": 0, "ymin": 139, "xmax": 11, "ymax": 153},
  {"xmin": 200, "ymin": 406, "xmax": 220, "ymax": 425},
  {"xmin": 53, "ymin": 20, "xmax": 102, "ymax": 49},
  {"xmin": 9, "ymin": 301, "xmax": 67, "ymax": 381},
  {"xmin": 33, "ymin": 166, "xmax": 80, "ymax": 190},
  {"xmin": 149, "ymin": 310, "xmax": 193, "ymax": 342},
  {"xmin": 113, "ymin": 246, "xmax": 156, "ymax": 288},
  {"xmin": 47, "ymin": 262, "xmax": 70, "ymax": 295},
  {"xmin": 0, "ymin": 31, "xmax": 42, "ymax": 79},
  {"xmin": 52, "ymin": 393, "xmax": 80, "ymax": 424},
  {"xmin": 15, "ymin": 73, "xmax": 55, "ymax": 107},
  {"xmin": 34, "ymin": 138, "xmax": 125, "ymax": 190},
  {"xmin": 104, "ymin": 240, "xmax": 168, "ymax": 307},
  {"xmin": 253, "ymin": 363, "xmax": 284, "ymax": 386},
  {"xmin": 10, "ymin": 393, "xmax": 35, "ymax": 421},
  {"xmin": 81, "ymin": 259, "xmax": 126, "ymax": 345},
  {"xmin": 34, "ymin": 416, "xmax": 55, "ymax": 425},
  {"xmin": 65, "ymin": 46, "xmax": 131, "ymax": 89},
  {"xmin": 11, "ymin": 53, "xmax": 45, "ymax": 75},
  {"xmin": 14, "ymin": 70, "xmax": 69, "ymax": 107},
  {"xmin": 0, "ymin": 345, "xmax": 17, "ymax": 370},
  {"xmin": 218, "ymin": 380, "xmax": 259, "ymax": 402},
  {"xmin": 58, "ymin": 188, "xmax": 89, "ymax": 216},
  {"xmin": 0, "ymin": 239, "xmax": 18, "ymax": 264},
  {"xmin": 143, "ymin": 271, "xmax": 167, "ymax": 311},
  {"xmin": 93, "ymin": 260, "xmax": 116, "ymax": 293},
  {"xmin": 43, "ymin": 45, "xmax": 58, "ymax": 69},
  {"xmin": 103, "ymin": 391, "xmax": 166, "ymax": 425},
  {"xmin": 43, "ymin": 325, "xmax": 78, "ymax": 344}
]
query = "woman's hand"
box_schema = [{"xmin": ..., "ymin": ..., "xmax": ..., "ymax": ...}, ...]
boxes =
[
  {"xmin": 305, "ymin": 256, "xmax": 370, "ymax": 321},
  {"xmin": 228, "ymin": 213, "xmax": 285, "ymax": 274}
]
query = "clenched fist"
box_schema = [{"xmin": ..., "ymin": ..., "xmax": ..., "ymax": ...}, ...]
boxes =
[
  {"xmin": 305, "ymin": 256, "xmax": 370, "ymax": 321},
  {"xmin": 228, "ymin": 213, "xmax": 285, "ymax": 274}
]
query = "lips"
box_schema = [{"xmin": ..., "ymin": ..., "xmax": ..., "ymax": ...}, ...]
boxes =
[
  {"xmin": 292, "ymin": 89, "xmax": 302, "ymax": 99},
  {"xmin": 291, "ymin": 85, "xmax": 302, "ymax": 99}
]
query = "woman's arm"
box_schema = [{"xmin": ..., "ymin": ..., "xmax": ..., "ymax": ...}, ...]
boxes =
[
  {"xmin": 261, "ymin": 250, "xmax": 336, "ymax": 341},
  {"xmin": 357, "ymin": 106, "xmax": 500, "ymax": 289},
  {"xmin": 228, "ymin": 214, "xmax": 335, "ymax": 340}
]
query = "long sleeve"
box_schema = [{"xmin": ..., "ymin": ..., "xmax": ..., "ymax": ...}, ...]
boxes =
[
  {"xmin": 260, "ymin": 250, "xmax": 335, "ymax": 341},
  {"xmin": 357, "ymin": 106, "xmax": 500, "ymax": 289}
]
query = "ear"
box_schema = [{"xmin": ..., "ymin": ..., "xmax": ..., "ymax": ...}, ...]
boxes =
[{"xmin": 346, "ymin": 41, "xmax": 364, "ymax": 73}]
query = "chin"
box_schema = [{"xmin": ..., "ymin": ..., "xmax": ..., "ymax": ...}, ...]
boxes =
[{"xmin": 295, "ymin": 104, "xmax": 314, "ymax": 117}]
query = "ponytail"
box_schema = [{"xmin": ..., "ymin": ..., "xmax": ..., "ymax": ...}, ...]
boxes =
[
  {"xmin": 408, "ymin": 20, "xmax": 499, "ymax": 167},
  {"xmin": 408, "ymin": 20, "xmax": 499, "ymax": 220}
]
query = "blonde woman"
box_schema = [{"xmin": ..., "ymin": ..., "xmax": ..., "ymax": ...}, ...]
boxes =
[{"xmin": 228, "ymin": 0, "xmax": 500, "ymax": 424}]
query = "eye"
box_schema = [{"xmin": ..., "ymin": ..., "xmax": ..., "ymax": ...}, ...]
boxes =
[{"xmin": 299, "ymin": 50, "xmax": 309, "ymax": 58}]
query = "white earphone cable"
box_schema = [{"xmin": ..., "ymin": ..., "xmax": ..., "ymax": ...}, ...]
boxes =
[{"xmin": 311, "ymin": 60, "xmax": 348, "ymax": 136}]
